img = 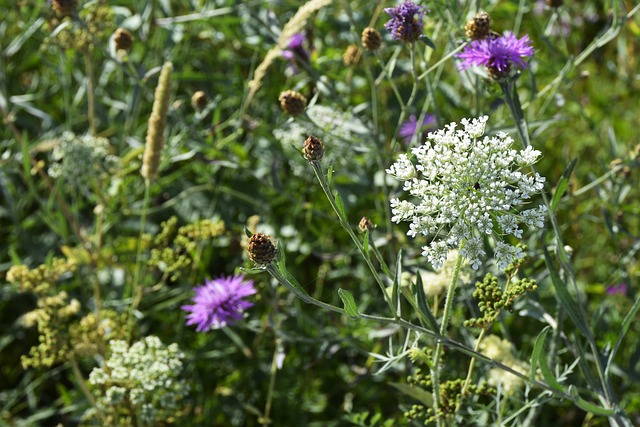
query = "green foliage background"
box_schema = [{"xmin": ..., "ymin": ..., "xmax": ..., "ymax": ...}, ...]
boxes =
[{"xmin": 0, "ymin": 0, "xmax": 639, "ymax": 425}]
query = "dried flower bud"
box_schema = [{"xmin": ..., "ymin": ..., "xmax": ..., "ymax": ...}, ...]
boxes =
[
  {"xmin": 247, "ymin": 233, "xmax": 277, "ymax": 265},
  {"xmin": 278, "ymin": 90, "xmax": 307, "ymax": 116},
  {"xmin": 358, "ymin": 217, "xmax": 375, "ymax": 232},
  {"xmin": 343, "ymin": 44, "xmax": 359, "ymax": 66},
  {"xmin": 465, "ymin": 12, "xmax": 491, "ymax": 40},
  {"xmin": 114, "ymin": 28, "xmax": 134, "ymax": 51},
  {"xmin": 50, "ymin": 0, "xmax": 76, "ymax": 16},
  {"xmin": 303, "ymin": 135, "xmax": 324, "ymax": 161},
  {"xmin": 141, "ymin": 62, "xmax": 173, "ymax": 182},
  {"xmin": 546, "ymin": 0, "xmax": 563, "ymax": 7},
  {"xmin": 361, "ymin": 27, "xmax": 382, "ymax": 51},
  {"xmin": 191, "ymin": 91, "xmax": 208, "ymax": 110}
]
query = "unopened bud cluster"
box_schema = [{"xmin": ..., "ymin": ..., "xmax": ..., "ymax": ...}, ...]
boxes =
[
  {"xmin": 465, "ymin": 11, "xmax": 492, "ymax": 40},
  {"xmin": 361, "ymin": 27, "xmax": 382, "ymax": 51}
]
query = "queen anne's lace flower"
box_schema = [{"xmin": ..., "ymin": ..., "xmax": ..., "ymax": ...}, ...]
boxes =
[{"xmin": 386, "ymin": 116, "xmax": 546, "ymax": 270}]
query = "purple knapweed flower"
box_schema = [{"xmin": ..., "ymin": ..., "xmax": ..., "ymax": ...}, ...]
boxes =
[
  {"xmin": 457, "ymin": 33, "xmax": 534, "ymax": 77},
  {"xmin": 282, "ymin": 33, "xmax": 310, "ymax": 74},
  {"xmin": 182, "ymin": 274, "xmax": 256, "ymax": 332},
  {"xmin": 384, "ymin": 1, "xmax": 427, "ymax": 43},
  {"xmin": 399, "ymin": 114, "xmax": 436, "ymax": 143},
  {"xmin": 606, "ymin": 283, "xmax": 628, "ymax": 296}
]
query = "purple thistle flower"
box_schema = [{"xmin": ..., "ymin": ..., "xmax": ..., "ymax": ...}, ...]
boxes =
[
  {"xmin": 457, "ymin": 33, "xmax": 534, "ymax": 74},
  {"xmin": 399, "ymin": 114, "xmax": 436, "ymax": 143},
  {"xmin": 384, "ymin": 1, "xmax": 427, "ymax": 43},
  {"xmin": 282, "ymin": 33, "xmax": 310, "ymax": 62},
  {"xmin": 182, "ymin": 274, "xmax": 256, "ymax": 332},
  {"xmin": 606, "ymin": 283, "xmax": 628, "ymax": 296}
]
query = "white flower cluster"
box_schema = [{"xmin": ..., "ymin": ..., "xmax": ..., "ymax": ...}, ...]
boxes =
[
  {"xmin": 88, "ymin": 336, "xmax": 189, "ymax": 424},
  {"xmin": 387, "ymin": 116, "xmax": 546, "ymax": 270},
  {"xmin": 401, "ymin": 250, "xmax": 472, "ymax": 297},
  {"xmin": 48, "ymin": 132, "xmax": 119, "ymax": 195},
  {"xmin": 479, "ymin": 335, "xmax": 529, "ymax": 395}
]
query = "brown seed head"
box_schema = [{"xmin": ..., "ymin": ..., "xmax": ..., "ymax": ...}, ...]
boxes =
[
  {"xmin": 114, "ymin": 28, "xmax": 134, "ymax": 51},
  {"xmin": 361, "ymin": 27, "xmax": 382, "ymax": 51},
  {"xmin": 191, "ymin": 91, "xmax": 208, "ymax": 110},
  {"xmin": 465, "ymin": 12, "xmax": 491, "ymax": 40},
  {"xmin": 50, "ymin": 0, "xmax": 76, "ymax": 16},
  {"xmin": 358, "ymin": 217, "xmax": 375, "ymax": 233},
  {"xmin": 343, "ymin": 44, "xmax": 359, "ymax": 66},
  {"xmin": 278, "ymin": 90, "xmax": 307, "ymax": 116},
  {"xmin": 303, "ymin": 135, "xmax": 324, "ymax": 161},
  {"xmin": 546, "ymin": 0, "xmax": 563, "ymax": 7},
  {"xmin": 247, "ymin": 233, "xmax": 277, "ymax": 265}
]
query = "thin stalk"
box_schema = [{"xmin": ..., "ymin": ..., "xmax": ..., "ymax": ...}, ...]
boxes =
[
  {"xmin": 261, "ymin": 339, "xmax": 282, "ymax": 425},
  {"xmin": 456, "ymin": 327, "xmax": 488, "ymax": 413},
  {"xmin": 127, "ymin": 182, "xmax": 151, "ymax": 338},
  {"xmin": 69, "ymin": 356, "xmax": 99, "ymax": 411},
  {"xmin": 309, "ymin": 160, "xmax": 397, "ymax": 316},
  {"xmin": 430, "ymin": 249, "xmax": 464, "ymax": 426},
  {"xmin": 83, "ymin": 50, "xmax": 96, "ymax": 136}
]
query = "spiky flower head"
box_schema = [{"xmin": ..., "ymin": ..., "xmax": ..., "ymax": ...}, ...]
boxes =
[
  {"xmin": 387, "ymin": 116, "xmax": 546, "ymax": 270},
  {"xmin": 114, "ymin": 28, "xmax": 134, "ymax": 50},
  {"xmin": 181, "ymin": 275, "xmax": 256, "ymax": 332},
  {"xmin": 457, "ymin": 33, "xmax": 534, "ymax": 79},
  {"xmin": 361, "ymin": 27, "xmax": 382, "ymax": 50},
  {"xmin": 247, "ymin": 233, "xmax": 277, "ymax": 265},
  {"xmin": 464, "ymin": 11, "xmax": 492, "ymax": 40},
  {"xmin": 279, "ymin": 90, "xmax": 307, "ymax": 116},
  {"xmin": 303, "ymin": 135, "xmax": 325, "ymax": 161},
  {"xmin": 384, "ymin": 1, "xmax": 427, "ymax": 43}
]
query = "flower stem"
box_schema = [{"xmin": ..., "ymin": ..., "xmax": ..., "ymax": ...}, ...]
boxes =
[
  {"xmin": 456, "ymin": 327, "xmax": 487, "ymax": 413},
  {"xmin": 430, "ymin": 249, "xmax": 464, "ymax": 426},
  {"xmin": 309, "ymin": 160, "xmax": 397, "ymax": 316},
  {"xmin": 127, "ymin": 182, "xmax": 151, "ymax": 339}
]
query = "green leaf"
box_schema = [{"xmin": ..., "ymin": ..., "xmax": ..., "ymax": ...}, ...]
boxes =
[
  {"xmin": 551, "ymin": 159, "xmax": 577, "ymax": 212},
  {"xmin": 389, "ymin": 382, "xmax": 433, "ymax": 407},
  {"xmin": 391, "ymin": 250, "xmax": 403, "ymax": 313},
  {"xmin": 606, "ymin": 294, "xmax": 640, "ymax": 376},
  {"xmin": 327, "ymin": 165, "xmax": 333, "ymax": 184},
  {"xmin": 543, "ymin": 248, "xmax": 591, "ymax": 338},
  {"xmin": 338, "ymin": 288, "xmax": 360, "ymax": 318},
  {"xmin": 243, "ymin": 226, "xmax": 253, "ymax": 238},
  {"xmin": 419, "ymin": 35, "xmax": 436, "ymax": 50},
  {"xmin": 532, "ymin": 326, "xmax": 564, "ymax": 392},
  {"xmin": 568, "ymin": 386, "xmax": 616, "ymax": 416},
  {"xmin": 414, "ymin": 272, "xmax": 439, "ymax": 332},
  {"xmin": 334, "ymin": 192, "xmax": 346, "ymax": 219}
]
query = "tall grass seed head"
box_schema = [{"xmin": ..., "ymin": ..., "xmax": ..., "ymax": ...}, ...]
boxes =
[
  {"xmin": 343, "ymin": 44, "xmax": 359, "ymax": 66},
  {"xmin": 279, "ymin": 90, "xmax": 307, "ymax": 116},
  {"xmin": 361, "ymin": 27, "xmax": 382, "ymax": 50},
  {"xmin": 247, "ymin": 233, "xmax": 277, "ymax": 265},
  {"xmin": 384, "ymin": 1, "xmax": 427, "ymax": 43},
  {"xmin": 303, "ymin": 135, "xmax": 325, "ymax": 161},
  {"xmin": 387, "ymin": 116, "xmax": 546, "ymax": 270}
]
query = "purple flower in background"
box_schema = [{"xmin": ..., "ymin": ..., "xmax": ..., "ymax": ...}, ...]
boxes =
[
  {"xmin": 457, "ymin": 33, "xmax": 534, "ymax": 75},
  {"xmin": 282, "ymin": 33, "xmax": 310, "ymax": 63},
  {"xmin": 606, "ymin": 283, "xmax": 628, "ymax": 296},
  {"xmin": 182, "ymin": 274, "xmax": 256, "ymax": 332},
  {"xmin": 399, "ymin": 114, "xmax": 436, "ymax": 143},
  {"xmin": 384, "ymin": 1, "xmax": 427, "ymax": 43}
]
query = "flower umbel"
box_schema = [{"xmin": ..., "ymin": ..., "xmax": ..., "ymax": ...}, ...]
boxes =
[
  {"xmin": 182, "ymin": 275, "xmax": 256, "ymax": 332},
  {"xmin": 387, "ymin": 116, "xmax": 546, "ymax": 270},
  {"xmin": 457, "ymin": 33, "xmax": 534, "ymax": 79},
  {"xmin": 384, "ymin": 1, "xmax": 427, "ymax": 43}
]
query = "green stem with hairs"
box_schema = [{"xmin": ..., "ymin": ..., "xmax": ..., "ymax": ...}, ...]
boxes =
[{"xmin": 430, "ymin": 248, "xmax": 464, "ymax": 426}]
